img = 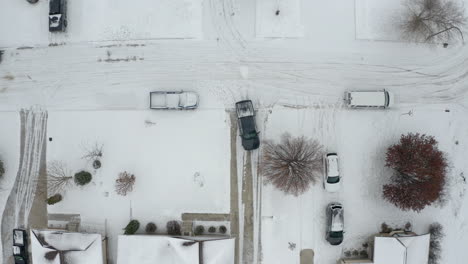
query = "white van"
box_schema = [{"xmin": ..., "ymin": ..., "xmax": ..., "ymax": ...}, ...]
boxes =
[{"xmin": 344, "ymin": 90, "xmax": 393, "ymax": 108}]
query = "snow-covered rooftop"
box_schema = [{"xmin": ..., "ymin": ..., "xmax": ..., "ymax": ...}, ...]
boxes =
[
  {"xmin": 373, "ymin": 234, "xmax": 430, "ymax": 264},
  {"xmin": 116, "ymin": 235, "xmax": 234, "ymax": 264},
  {"xmin": 30, "ymin": 229, "xmax": 103, "ymax": 264}
]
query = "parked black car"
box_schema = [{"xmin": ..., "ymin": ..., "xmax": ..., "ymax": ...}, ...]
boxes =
[
  {"xmin": 235, "ymin": 100, "xmax": 260, "ymax": 150},
  {"xmin": 49, "ymin": 0, "xmax": 67, "ymax": 32},
  {"xmin": 13, "ymin": 229, "xmax": 28, "ymax": 264},
  {"xmin": 325, "ymin": 203, "xmax": 344, "ymax": 246}
]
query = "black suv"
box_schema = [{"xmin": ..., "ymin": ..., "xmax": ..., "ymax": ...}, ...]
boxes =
[
  {"xmin": 49, "ymin": 0, "xmax": 67, "ymax": 32},
  {"xmin": 235, "ymin": 100, "xmax": 260, "ymax": 150}
]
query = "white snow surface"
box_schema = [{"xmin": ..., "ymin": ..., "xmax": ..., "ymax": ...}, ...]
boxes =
[
  {"xmin": 256, "ymin": 0, "xmax": 304, "ymax": 38},
  {"xmin": 1, "ymin": 0, "xmax": 468, "ymax": 264},
  {"xmin": 0, "ymin": 0, "xmax": 202, "ymax": 48},
  {"xmin": 46, "ymin": 110, "xmax": 230, "ymax": 264}
]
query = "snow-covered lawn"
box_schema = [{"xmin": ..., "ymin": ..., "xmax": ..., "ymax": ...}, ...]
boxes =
[
  {"xmin": 355, "ymin": 0, "xmax": 404, "ymax": 41},
  {"xmin": 0, "ymin": 0, "xmax": 202, "ymax": 48},
  {"xmin": 260, "ymin": 104, "xmax": 468, "ymax": 264},
  {"xmin": 46, "ymin": 109, "xmax": 231, "ymax": 264},
  {"xmin": 255, "ymin": 0, "xmax": 304, "ymax": 38}
]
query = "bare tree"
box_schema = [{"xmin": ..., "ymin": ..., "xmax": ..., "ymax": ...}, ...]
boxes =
[
  {"xmin": 260, "ymin": 133, "xmax": 324, "ymax": 196},
  {"xmin": 45, "ymin": 161, "xmax": 73, "ymax": 195},
  {"xmin": 399, "ymin": 0, "xmax": 467, "ymax": 44},
  {"xmin": 82, "ymin": 142, "xmax": 103, "ymax": 163},
  {"xmin": 115, "ymin": 171, "xmax": 136, "ymax": 196}
]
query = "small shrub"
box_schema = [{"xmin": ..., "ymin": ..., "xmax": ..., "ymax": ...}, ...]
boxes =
[
  {"xmin": 359, "ymin": 249, "xmax": 368, "ymax": 258},
  {"xmin": 93, "ymin": 160, "xmax": 101, "ymax": 169},
  {"xmin": 404, "ymin": 222, "xmax": 412, "ymax": 232},
  {"xmin": 115, "ymin": 171, "xmax": 136, "ymax": 196},
  {"xmin": 166, "ymin": 220, "xmax": 181, "ymax": 236},
  {"xmin": 0, "ymin": 159, "xmax": 4, "ymax": 177},
  {"xmin": 352, "ymin": 249, "xmax": 359, "ymax": 256},
  {"xmin": 124, "ymin": 220, "xmax": 140, "ymax": 235},
  {"xmin": 74, "ymin": 171, "xmax": 92, "ymax": 186},
  {"xmin": 44, "ymin": 251, "xmax": 58, "ymax": 260},
  {"xmin": 194, "ymin": 225, "xmax": 205, "ymax": 236},
  {"xmin": 344, "ymin": 251, "xmax": 351, "ymax": 257},
  {"xmin": 208, "ymin": 226, "xmax": 216, "ymax": 233},
  {"xmin": 46, "ymin": 194, "xmax": 62, "ymax": 205},
  {"xmin": 219, "ymin": 225, "xmax": 227, "ymax": 234},
  {"xmin": 145, "ymin": 222, "xmax": 157, "ymax": 234},
  {"xmin": 381, "ymin": 222, "xmax": 392, "ymax": 233}
]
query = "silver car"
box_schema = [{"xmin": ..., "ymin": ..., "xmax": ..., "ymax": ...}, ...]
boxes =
[
  {"xmin": 149, "ymin": 91, "xmax": 199, "ymax": 110},
  {"xmin": 326, "ymin": 203, "xmax": 344, "ymax": 246}
]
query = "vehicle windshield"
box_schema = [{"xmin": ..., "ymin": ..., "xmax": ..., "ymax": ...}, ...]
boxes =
[
  {"xmin": 327, "ymin": 176, "xmax": 340, "ymax": 184},
  {"xmin": 329, "ymin": 231, "xmax": 343, "ymax": 238},
  {"xmin": 244, "ymin": 131, "xmax": 258, "ymax": 139}
]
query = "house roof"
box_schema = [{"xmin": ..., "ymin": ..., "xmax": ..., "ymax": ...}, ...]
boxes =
[
  {"xmin": 373, "ymin": 234, "xmax": 430, "ymax": 264},
  {"xmin": 30, "ymin": 229, "xmax": 103, "ymax": 264},
  {"xmin": 116, "ymin": 235, "xmax": 235, "ymax": 264}
]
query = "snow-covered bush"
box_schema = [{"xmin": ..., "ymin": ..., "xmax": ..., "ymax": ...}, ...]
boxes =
[
  {"xmin": 124, "ymin": 220, "xmax": 140, "ymax": 235},
  {"xmin": 380, "ymin": 222, "xmax": 392, "ymax": 233},
  {"xmin": 166, "ymin": 220, "xmax": 181, "ymax": 236},
  {"xmin": 82, "ymin": 142, "xmax": 103, "ymax": 169},
  {"xmin": 383, "ymin": 133, "xmax": 447, "ymax": 211},
  {"xmin": 0, "ymin": 159, "xmax": 4, "ymax": 177},
  {"xmin": 46, "ymin": 194, "xmax": 62, "ymax": 205},
  {"xmin": 260, "ymin": 133, "xmax": 324, "ymax": 196},
  {"xmin": 115, "ymin": 171, "xmax": 136, "ymax": 196},
  {"xmin": 208, "ymin": 226, "xmax": 216, "ymax": 233},
  {"xmin": 74, "ymin": 171, "xmax": 92, "ymax": 186},
  {"xmin": 93, "ymin": 160, "xmax": 101, "ymax": 169},
  {"xmin": 194, "ymin": 225, "xmax": 204, "ymax": 235},
  {"xmin": 219, "ymin": 225, "xmax": 227, "ymax": 234},
  {"xmin": 429, "ymin": 223, "xmax": 444, "ymax": 264},
  {"xmin": 145, "ymin": 222, "xmax": 157, "ymax": 234}
]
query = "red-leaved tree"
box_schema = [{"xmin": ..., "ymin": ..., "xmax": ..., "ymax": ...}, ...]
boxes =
[{"xmin": 383, "ymin": 133, "xmax": 447, "ymax": 211}]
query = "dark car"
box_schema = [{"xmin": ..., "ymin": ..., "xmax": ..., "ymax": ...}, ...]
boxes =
[
  {"xmin": 235, "ymin": 100, "xmax": 260, "ymax": 150},
  {"xmin": 49, "ymin": 0, "xmax": 67, "ymax": 32},
  {"xmin": 326, "ymin": 203, "xmax": 344, "ymax": 246},
  {"xmin": 13, "ymin": 229, "xmax": 28, "ymax": 264}
]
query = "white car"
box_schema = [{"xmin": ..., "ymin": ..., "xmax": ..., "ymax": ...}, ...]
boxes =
[
  {"xmin": 324, "ymin": 153, "xmax": 340, "ymax": 192},
  {"xmin": 149, "ymin": 91, "xmax": 199, "ymax": 110}
]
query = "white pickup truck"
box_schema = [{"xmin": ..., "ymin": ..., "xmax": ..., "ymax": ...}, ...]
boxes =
[{"xmin": 149, "ymin": 91, "xmax": 199, "ymax": 110}]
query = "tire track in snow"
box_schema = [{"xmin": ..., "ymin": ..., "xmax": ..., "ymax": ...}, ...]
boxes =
[{"xmin": 1, "ymin": 108, "xmax": 47, "ymax": 264}]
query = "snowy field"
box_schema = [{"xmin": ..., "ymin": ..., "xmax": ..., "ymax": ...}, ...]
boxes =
[
  {"xmin": 1, "ymin": 0, "xmax": 468, "ymax": 263},
  {"xmin": 260, "ymin": 104, "xmax": 468, "ymax": 264},
  {"xmin": 46, "ymin": 110, "xmax": 231, "ymax": 264},
  {"xmin": 0, "ymin": 0, "xmax": 202, "ymax": 48}
]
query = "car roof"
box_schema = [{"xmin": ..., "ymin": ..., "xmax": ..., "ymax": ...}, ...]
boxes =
[
  {"xmin": 348, "ymin": 91, "xmax": 387, "ymax": 106},
  {"xmin": 330, "ymin": 204, "xmax": 344, "ymax": 231},
  {"xmin": 327, "ymin": 154, "xmax": 339, "ymax": 177}
]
